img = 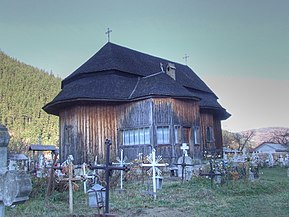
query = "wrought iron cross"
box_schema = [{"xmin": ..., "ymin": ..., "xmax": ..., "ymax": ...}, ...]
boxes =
[
  {"xmin": 105, "ymin": 28, "xmax": 112, "ymax": 42},
  {"xmin": 174, "ymin": 154, "xmax": 194, "ymax": 183},
  {"xmin": 183, "ymin": 54, "xmax": 189, "ymax": 65},
  {"xmin": 89, "ymin": 139, "xmax": 129, "ymax": 214}
]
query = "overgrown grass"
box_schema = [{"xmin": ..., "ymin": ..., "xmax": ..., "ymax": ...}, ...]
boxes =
[{"xmin": 6, "ymin": 167, "xmax": 289, "ymax": 217}]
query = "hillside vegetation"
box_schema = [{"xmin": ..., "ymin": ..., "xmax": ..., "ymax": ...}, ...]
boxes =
[{"xmin": 0, "ymin": 51, "xmax": 61, "ymax": 152}]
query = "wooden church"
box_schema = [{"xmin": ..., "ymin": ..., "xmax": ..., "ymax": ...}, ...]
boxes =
[{"xmin": 43, "ymin": 42, "xmax": 230, "ymax": 164}]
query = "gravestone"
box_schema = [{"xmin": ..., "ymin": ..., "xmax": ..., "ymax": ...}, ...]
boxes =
[
  {"xmin": 0, "ymin": 125, "xmax": 10, "ymax": 173},
  {"xmin": 0, "ymin": 124, "xmax": 32, "ymax": 217},
  {"xmin": 248, "ymin": 170, "xmax": 254, "ymax": 182},
  {"xmin": 267, "ymin": 153, "xmax": 274, "ymax": 167},
  {"xmin": 279, "ymin": 155, "xmax": 285, "ymax": 167},
  {"xmin": 175, "ymin": 143, "xmax": 194, "ymax": 182},
  {"xmin": 177, "ymin": 156, "xmax": 193, "ymax": 181},
  {"xmin": 285, "ymin": 154, "xmax": 289, "ymax": 167},
  {"xmin": 213, "ymin": 170, "xmax": 222, "ymax": 184}
]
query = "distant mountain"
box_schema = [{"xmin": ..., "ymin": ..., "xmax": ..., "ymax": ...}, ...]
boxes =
[
  {"xmin": 242, "ymin": 127, "xmax": 289, "ymax": 147},
  {"xmin": 0, "ymin": 51, "xmax": 61, "ymax": 152}
]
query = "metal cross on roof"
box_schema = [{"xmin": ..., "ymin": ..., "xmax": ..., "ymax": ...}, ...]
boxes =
[
  {"xmin": 105, "ymin": 28, "xmax": 112, "ymax": 42},
  {"xmin": 180, "ymin": 143, "xmax": 189, "ymax": 156},
  {"xmin": 141, "ymin": 149, "xmax": 168, "ymax": 200},
  {"xmin": 183, "ymin": 54, "xmax": 189, "ymax": 65}
]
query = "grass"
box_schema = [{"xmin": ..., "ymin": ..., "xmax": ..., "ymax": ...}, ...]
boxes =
[{"xmin": 6, "ymin": 167, "xmax": 289, "ymax": 217}]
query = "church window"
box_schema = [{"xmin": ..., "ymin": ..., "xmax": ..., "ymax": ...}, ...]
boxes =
[
  {"xmin": 157, "ymin": 126, "xmax": 170, "ymax": 144},
  {"xmin": 194, "ymin": 126, "xmax": 201, "ymax": 145},
  {"xmin": 122, "ymin": 127, "xmax": 150, "ymax": 145}
]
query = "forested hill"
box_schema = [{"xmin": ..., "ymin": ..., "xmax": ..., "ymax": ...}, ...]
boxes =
[{"xmin": 0, "ymin": 51, "xmax": 61, "ymax": 152}]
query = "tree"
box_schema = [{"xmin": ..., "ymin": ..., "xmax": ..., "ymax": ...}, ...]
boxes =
[
  {"xmin": 233, "ymin": 130, "xmax": 255, "ymax": 151},
  {"xmin": 222, "ymin": 130, "xmax": 235, "ymax": 148},
  {"xmin": 0, "ymin": 51, "xmax": 61, "ymax": 154},
  {"xmin": 268, "ymin": 128, "xmax": 289, "ymax": 145}
]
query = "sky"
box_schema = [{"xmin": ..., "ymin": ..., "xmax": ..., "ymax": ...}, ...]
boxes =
[{"xmin": 0, "ymin": 0, "xmax": 289, "ymax": 132}]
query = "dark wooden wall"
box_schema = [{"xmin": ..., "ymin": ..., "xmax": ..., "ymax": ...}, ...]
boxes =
[
  {"xmin": 114, "ymin": 98, "xmax": 200, "ymax": 162},
  {"xmin": 200, "ymin": 111, "xmax": 214, "ymax": 155},
  {"xmin": 214, "ymin": 117, "xmax": 223, "ymax": 153},
  {"xmin": 58, "ymin": 98, "xmax": 223, "ymax": 164},
  {"xmin": 200, "ymin": 110, "xmax": 223, "ymax": 157},
  {"xmin": 118, "ymin": 99, "xmax": 153, "ymax": 159},
  {"xmin": 59, "ymin": 103, "xmax": 118, "ymax": 164}
]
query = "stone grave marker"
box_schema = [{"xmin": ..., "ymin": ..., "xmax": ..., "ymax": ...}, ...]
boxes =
[
  {"xmin": 175, "ymin": 143, "xmax": 194, "ymax": 182},
  {"xmin": 268, "ymin": 153, "xmax": 274, "ymax": 167},
  {"xmin": 0, "ymin": 124, "xmax": 32, "ymax": 217},
  {"xmin": 285, "ymin": 154, "xmax": 289, "ymax": 167},
  {"xmin": 248, "ymin": 170, "xmax": 255, "ymax": 182},
  {"xmin": 176, "ymin": 155, "xmax": 193, "ymax": 181}
]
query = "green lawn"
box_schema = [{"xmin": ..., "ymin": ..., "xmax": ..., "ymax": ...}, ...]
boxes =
[{"xmin": 6, "ymin": 167, "xmax": 289, "ymax": 217}]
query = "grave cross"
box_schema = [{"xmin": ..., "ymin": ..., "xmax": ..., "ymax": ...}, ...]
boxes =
[
  {"xmin": 81, "ymin": 163, "xmax": 96, "ymax": 193},
  {"xmin": 141, "ymin": 149, "xmax": 168, "ymax": 200},
  {"xmin": 54, "ymin": 155, "xmax": 84, "ymax": 214},
  {"xmin": 174, "ymin": 143, "xmax": 194, "ymax": 182},
  {"xmin": 174, "ymin": 156, "xmax": 194, "ymax": 183},
  {"xmin": 180, "ymin": 143, "xmax": 189, "ymax": 156},
  {"xmin": 199, "ymin": 159, "xmax": 224, "ymax": 187},
  {"xmin": 105, "ymin": 28, "xmax": 112, "ymax": 42},
  {"xmin": 89, "ymin": 139, "xmax": 129, "ymax": 214},
  {"xmin": 112, "ymin": 149, "xmax": 131, "ymax": 190}
]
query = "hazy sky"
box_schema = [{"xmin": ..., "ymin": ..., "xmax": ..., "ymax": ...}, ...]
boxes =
[{"xmin": 1, "ymin": 0, "xmax": 289, "ymax": 132}]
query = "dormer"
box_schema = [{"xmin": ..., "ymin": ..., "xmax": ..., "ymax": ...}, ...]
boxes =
[{"xmin": 166, "ymin": 63, "xmax": 176, "ymax": 80}]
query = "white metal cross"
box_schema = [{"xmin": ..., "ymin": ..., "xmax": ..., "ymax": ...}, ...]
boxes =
[
  {"xmin": 180, "ymin": 143, "xmax": 189, "ymax": 156},
  {"xmin": 112, "ymin": 149, "xmax": 131, "ymax": 190},
  {"xmin": 141, "ymin": 149, "xmax": 168, "ymax": 200},
  {"xmin": 81, "ymin": 163, "xmax": 95, "ymax": 193}
]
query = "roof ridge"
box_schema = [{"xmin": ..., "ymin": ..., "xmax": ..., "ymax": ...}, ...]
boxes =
[
  {"xmin": 143, "ymin": 71, "xmax": 164, "ymax": 79},
  {"xmin": 129, "ymin": 77, "xmax": 141, "ymax": 99}
]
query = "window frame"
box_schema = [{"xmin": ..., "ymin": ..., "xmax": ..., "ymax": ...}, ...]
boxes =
[
  {"xmin": 121, "ymin": 127, "xmax": 151, "ymax": 146},
  {"xmin": 206, "ymin": 126, "xmax": 215, "ymax": 143},
  {"xmin": 193, "ymin": 126, "xmax": 201, "ymax": 145},
  {"xmin": 156, "ymin": 126, "xmax": 170, "ymax": 145}
]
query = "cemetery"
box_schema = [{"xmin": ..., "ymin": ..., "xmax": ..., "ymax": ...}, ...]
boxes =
[{"xmin": 1, "ymin": 122, "xmax": 289, "ymax": 216}]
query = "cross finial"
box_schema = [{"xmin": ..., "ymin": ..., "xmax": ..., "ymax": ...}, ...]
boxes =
[
  {"xmin": 105, "ymin": 28, "xmax": 112, "ymax": 42},
  {"xmin": 183, "ymin": 54, "xmax": 189, "ymax": 65}
]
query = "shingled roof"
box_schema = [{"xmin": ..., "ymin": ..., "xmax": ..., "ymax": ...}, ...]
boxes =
[{"xmin": 43, "ymin": 42, "xmax": 230, "ymax": 119}]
